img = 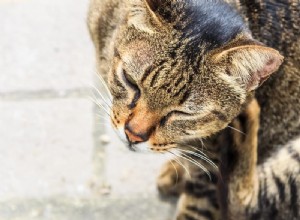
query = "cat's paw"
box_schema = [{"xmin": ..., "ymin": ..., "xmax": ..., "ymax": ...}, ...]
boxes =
[
  {"xmin": 157, "ymin": 159, "xmax": 185, "ymax": 196},
  {"xmin": 231, "ymin": 98, "xmax": 260, "ymax": 148}
]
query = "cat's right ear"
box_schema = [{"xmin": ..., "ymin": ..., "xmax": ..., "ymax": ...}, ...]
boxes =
[
  {"xmin": 212, "ymin": 44, "xmax": 284, "ymax": 92},
  {"xmin": 128, "ymin": 0, "xmax": 166, "ymax": 33}
]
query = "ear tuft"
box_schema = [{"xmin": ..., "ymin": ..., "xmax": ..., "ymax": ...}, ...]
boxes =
[
  {"xmin": 215, "ymin": 45, "xmax": 284, "ymax": 91},
  {"xmin": 128, "ymin": 0, "xmax": 165, "ymax": 33}
]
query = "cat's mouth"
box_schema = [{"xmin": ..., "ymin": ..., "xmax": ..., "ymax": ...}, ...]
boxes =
[{"xmin": 125, "ymin": 139, "xmax": 177, "ymax": 153}]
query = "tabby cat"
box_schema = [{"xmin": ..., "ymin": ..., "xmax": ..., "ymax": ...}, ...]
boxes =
[{"xmin": 87, "ymin": 0, "xmax": 300, "ymax": 219}]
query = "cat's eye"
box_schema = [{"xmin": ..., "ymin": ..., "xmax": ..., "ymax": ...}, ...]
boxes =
[
  {"xmin": 123, "ymin": 69, "xmax": 138, "ymax": 87},
  {"xmin": 160, "ymin": 110, "xmax": 192, "ymax": 127}
]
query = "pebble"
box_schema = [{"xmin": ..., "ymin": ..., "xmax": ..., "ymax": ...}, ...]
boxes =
[{"xmin": 99, "ymin": 134, "xmax": 111, "ymax": 144}]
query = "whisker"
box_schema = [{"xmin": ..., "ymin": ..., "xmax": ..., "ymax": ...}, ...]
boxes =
[
  {"xmin": 95, "ymin": 72, "xmax": 113, "ymax": 101},
  {"xmin": 177, "ymin": 149, "xmax": 218, "ymax": 170},
  {"xmin": 90, "ymin": 84, "xmax": 111, "ymax": 103},
  {"xmin": 90, "ymin": 84, "xmax": 112, "ymax": 109},
  {"xmin": 88, "ymin": 97, "xmax": 111, "ymax": 116},
  {"xmin": 95, "ymin": 122, "xmax": 113, "ymax": 126},
  {"xmin": 110, "ymin": 127, "xmax": 128, "ymax": 144},
  {"xmin": 161, "ymin": 153, "xmax": 179, "ymax": 186},
  {"xmin": 95, "ymin": 114, "xmax": 110, "ymax": 120},
  {"xmin": 167, "ymin": 150, "xmax": 191, "ymax": 178},
  {"xmin": 183, "ymin": 144, "xmax": 210, "ymax": 159},
  {"xmin": 171, "ymin": 149, "xmax": 211, "ymax": 180},
  {"xmin": 227, "ymin": 125, "xmax": 245, "ymax": 135},
  {"xmin": 199, "ymin": 138, "xmax": 206, "ymax": 152},
  {"xmin": 186, "ymin": 144, "xmax": 205, "ymax": 154},
  {"xmin": 186, "ymin": 144, "xmax": 218, "ymax": 162}
]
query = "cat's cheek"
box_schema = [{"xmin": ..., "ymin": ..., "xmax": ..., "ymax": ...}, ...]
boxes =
[
  {"xmin": 149, "ymin": 133, "xmax": 177, "ymax": 150},
  {"xmin": 110, "ymin": 106, "xmax": 131, "ymax": 129}
]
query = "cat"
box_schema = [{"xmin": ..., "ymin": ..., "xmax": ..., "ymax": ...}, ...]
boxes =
[{"xmin": 87, "ymin": 0, "xmax": 300, "ymax": 219}]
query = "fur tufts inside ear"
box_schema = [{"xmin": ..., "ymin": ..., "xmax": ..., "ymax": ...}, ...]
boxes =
[
  {"xmin": 127, "ymin": 0, "xmax": 165, "ymax": 33},
  {"xmin": 214, "ymin": 45, "xmax": 284, "ymax": 91}
]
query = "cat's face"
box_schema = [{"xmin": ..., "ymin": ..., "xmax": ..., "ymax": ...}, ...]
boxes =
[{"xmin": 107, "ymin": 0, "xmax": 283, "ymax": 152}]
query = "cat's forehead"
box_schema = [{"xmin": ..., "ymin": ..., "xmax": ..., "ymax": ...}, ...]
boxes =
[{"xmin": 119, "ymin": 40, "xmax": 155, "ymax": 67}]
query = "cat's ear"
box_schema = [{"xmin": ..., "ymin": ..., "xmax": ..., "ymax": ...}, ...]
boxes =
[
  {"xmin": 213, "ymin": 45, "xmax": 284, "ymax": 91},
  {"xmin": 128, "ymin": 0, "xmax": 165, "ymax": 33}
]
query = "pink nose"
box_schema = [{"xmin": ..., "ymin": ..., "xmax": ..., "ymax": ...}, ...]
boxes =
[
  {"xmin": 124, "ymin": 104, "xmax": 159, "ymax": 144},
  {"xmin": 125, "ymin": 129, "xmax": 144, "ymax": 143},
  {"xmin": 124, "ymin": 123, "xmax": 149, "ymax": 143}
]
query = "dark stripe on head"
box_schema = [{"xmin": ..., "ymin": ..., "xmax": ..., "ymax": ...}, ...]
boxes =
[
  {"xmin": 179, "ymin": 90, "xmax": 191, "ymax": 104},
  {"xmin": 141, "ymin": 60, "xmax": 166, "ymax": 84},
  {"xmin": 150, "ymin": 71, "xmax": 160, "ymax": 87},
  {"xmin": 173, "ymin": 84, "xmax": 187, "ymax": 97},
  {"xmin": 175, "ymin": 75, "xmax": 184, "ymax": 87},
  {"xmin": 140, "ymin": 65, "xmax": 154, "ymax": 84},
  {"xmin": 186, "ymin": 206, "xmax": 214, "ymax": 220},
  {"xmin": 272, "ymin": 172, "xmax": 285, "ymax": 202}
]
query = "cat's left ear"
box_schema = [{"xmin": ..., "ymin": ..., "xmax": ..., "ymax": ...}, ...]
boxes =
[
  {"xmin": 213, "ymin": 45, "xmax": 284, "ymax": 91},
  {"xmin": 128, "ymin": 0, "xmax": 165, "ymax": 33}
]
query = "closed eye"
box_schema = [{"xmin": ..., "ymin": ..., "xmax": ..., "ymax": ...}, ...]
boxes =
[
  {"xmin": 121, "ymin": 69, "xmax": 141, "ymax": 109},
  {"xmin": 122, "ymin": 69, "xmax": 138, "ymax": 89},
  {"xmin": 160, "ymin": 110, "xmax": 193, "ymax": 127}
]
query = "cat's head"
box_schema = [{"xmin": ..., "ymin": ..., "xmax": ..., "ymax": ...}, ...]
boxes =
[{"xmin": 107, "ymin": 0, "xmax": 283, "ymax": 152}]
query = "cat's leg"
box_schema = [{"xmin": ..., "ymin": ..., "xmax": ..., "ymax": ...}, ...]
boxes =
[
  {"xmin": 157, "ymin": 140, "xmax": 220, "ymax": 220},
  {"xmin": 175, "ymin": 171, "xmax": 221, "ymax": 220},
  {"xmin": 157, "ymin": 154, "xmax": 221, "ymax": 220},
  {"xmin": 228, "ymin": 99, "xmax": 300, "ymax": 219},
  {"xmin": 157, "ymin": 157, "xmax": 221, "ymax": 220},
  {"xmin": 157, "ymin": 139, "xmax": 221, "ymax": 197}
]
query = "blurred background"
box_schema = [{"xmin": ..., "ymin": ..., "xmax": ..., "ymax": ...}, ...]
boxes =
[{"xmin": 0, "ymin": 0, "xmax": 176, "ymax": 219}]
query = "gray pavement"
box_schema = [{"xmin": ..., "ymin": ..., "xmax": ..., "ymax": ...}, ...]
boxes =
[{"xmin": 0, "ymin": 0, "xmax": 176, "ymax": 219}]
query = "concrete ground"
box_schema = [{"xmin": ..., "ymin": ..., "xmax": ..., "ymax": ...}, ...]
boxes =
[{"xmin": 0, "ymin": 0, "xmax": 176, "ymax": 219}]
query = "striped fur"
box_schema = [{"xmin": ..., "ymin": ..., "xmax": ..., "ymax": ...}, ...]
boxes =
[{"xmin": 88, "ymin": 0, "xmax": 300, "ymax": 219}]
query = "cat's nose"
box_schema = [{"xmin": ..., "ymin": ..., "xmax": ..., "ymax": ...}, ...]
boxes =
[{"xmin": 124, "ymin": 123, "xmax": 150, "ymax": 144}]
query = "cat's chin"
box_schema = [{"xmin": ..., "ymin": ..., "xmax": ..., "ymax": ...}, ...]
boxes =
[
  {"xmin": 127, "ymin": 141, "xmax": 176, "ymax": 154},
  {"xmin": 127, "ymin": 142, "xmax": 177, "ymax": 154},
  {"xmin": 129, "ymin": 142, "xmax": 153, "ymax": 153}
]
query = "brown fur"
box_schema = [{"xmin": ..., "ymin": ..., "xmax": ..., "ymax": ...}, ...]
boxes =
[{"xmin": 88, "ymin": 0, "xmax": 300, "ymax": 219}]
